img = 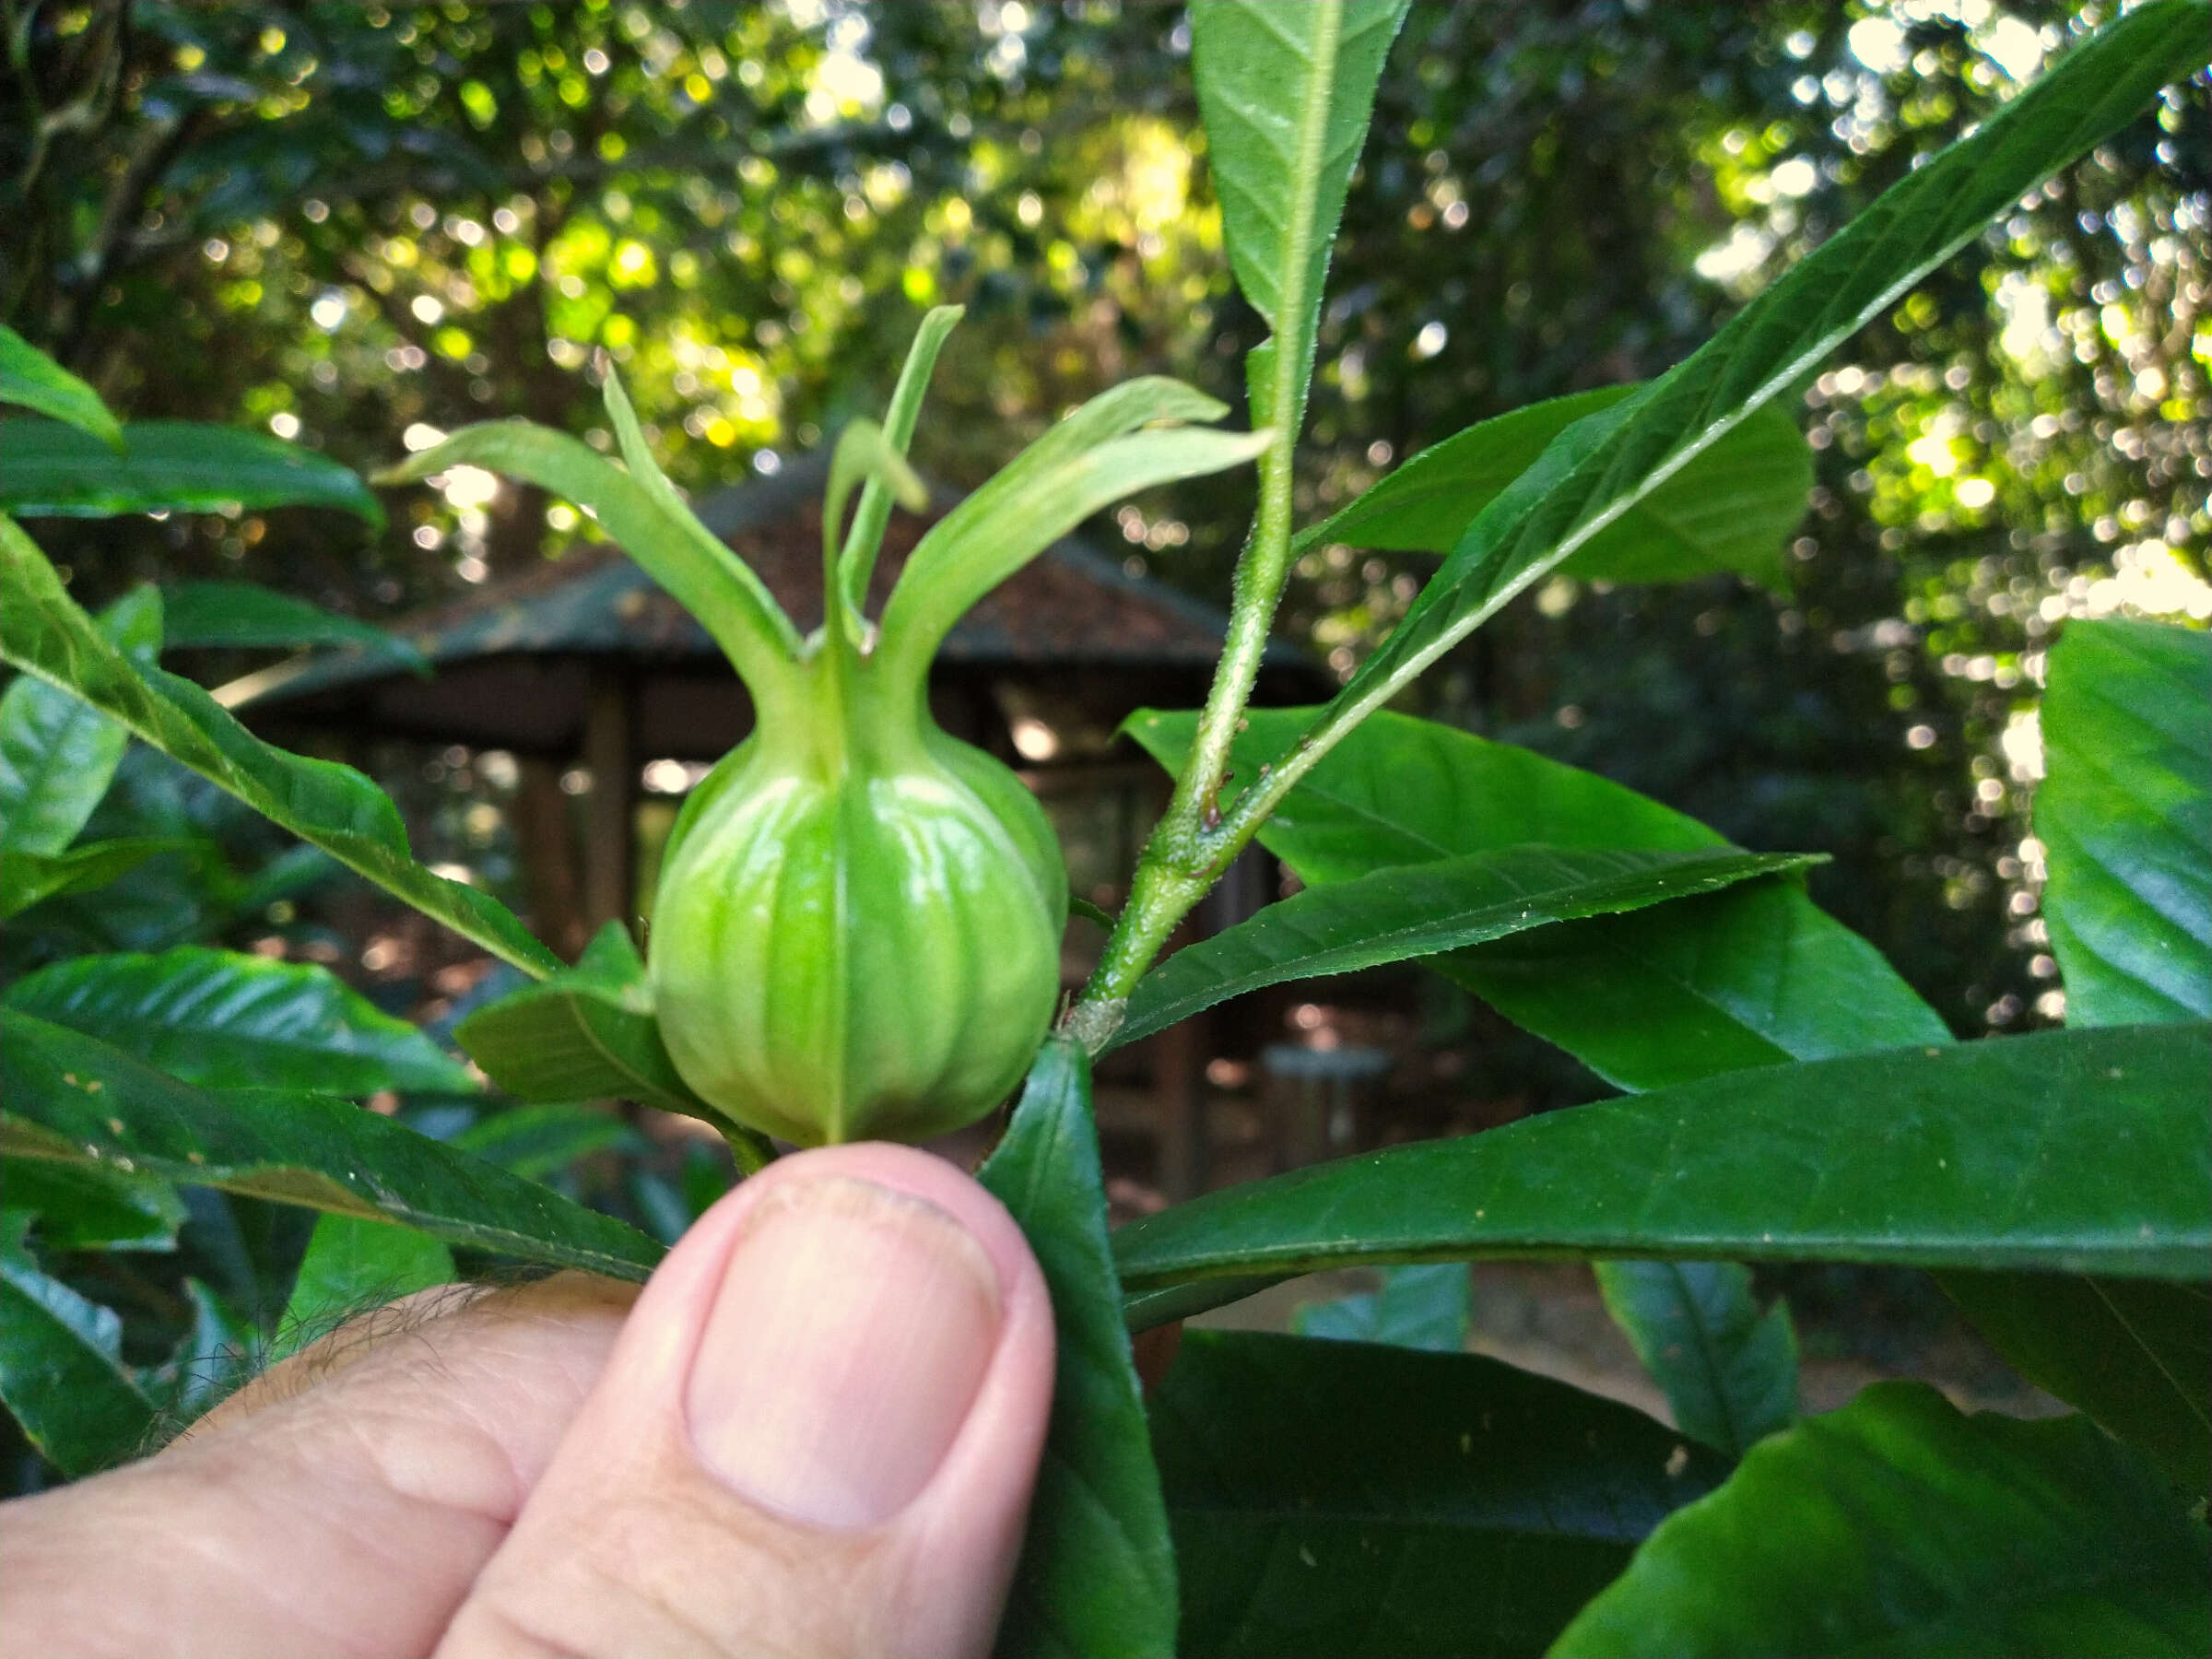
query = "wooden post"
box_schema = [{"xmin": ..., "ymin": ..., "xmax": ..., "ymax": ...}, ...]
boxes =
[
  {"xmin": 512, "ymin": 755, "xmax": 588, "ymax": 959},
  {"xmin": 582, "ymin": 668, "xmax": 633, "ymax": 933}
]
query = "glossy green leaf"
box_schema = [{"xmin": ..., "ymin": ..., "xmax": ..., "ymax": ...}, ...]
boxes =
[
  {"xmin": 1936, "ymin": 1271, "xmax": 2209, "ymax": 1494},
  {"xmin": 1113, "ymin": 1023, "xmax": 2212, "ymax": 1324},
  {"xmin": 0, "ymin": 418, "xmax": 383, "ymax": 525},
  {"xmin": 1127, "ymin": 707, "xmax": 1951, "ymax": 1088},
  {"xmin": 838, "ymin": 304, "xmax": 963, "ymax": 616},
  {"xmin": 1298, "ymin": 390, "xmax": 1810, "ymax": 592},
  {"xmin": 1, "ymin": 838, "xmax": 198, "ymax": 919},
  {"xmin": 980, "ymin": 1038, "xmax": 1178, "ymax": 1658},
  {"xmin": 0, "ymin": 1249, "xmax": 158, "ymax": 1477},
  {"xmin": 0, "ymin": 327, "xmax": 123, "ymax": 449},
  {"xmin": 271, "ymin": 1213, "xmax": 456, "ymax": 1364},
  {"xmin": 1, "ymin": 1156, "xmax": 187, "ymax": 1251},
  {"xmin": 1268, "ymin": 4, "xmax": 2211, "ymax": 796},
  {"xmin": 2036, "ymin": 618, "xmax": 2212, "ymax": 1025},
  {"xmin": 382, "ymin": 404, "xmax": 802, "ymax": 706},
  {"xmin": 6, "ymin": 947, "xmax": 477, "ymax": 1095},
  {"xmin": 0, "ymin": 585, "xmax": 161, "ymax": 857},
  {"xmin": 1, "ymin": 1009, "xmax": 665, "ymax": 1283},
  {"xmin": 451, "ymin": 1104, "xmax": 641, "ymax": 1182},
  {"xmin": 160, "ymin": 581, "xmax": 429, "ymax": 672},
  {"xmin": 1112, "ymin": 846, "xmax": 1821, "ymax": 1050},
  {"xmin": 1156, "ymin": 1331, "xmax": 1729, "ymax": 1658},
  {"xmin": 1594, "ymin": 1261, "xmax": 1796, "ymax": 1458},
  {"xmin": 0, "ymin": 519, "xmax": 560, "ymax": 978},
  {"xmin": 455, "ymin": 921, "xmax": 726, "ymax": 1117},
  {"xmin": 1550, "ymin": 1382, "xmax": 2212, "ymax": 1658},
  {"xmin": 878, "ymin": 382, "xmax": 1269, "ymax": 690},
  {"xmin": 1292, "ymin": 1263, "xmax": 1471, "ymax": 1352}
]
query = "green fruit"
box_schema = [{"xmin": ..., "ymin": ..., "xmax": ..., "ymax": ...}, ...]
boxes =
[{"xmin": 650, "ymin": 652, "xmax": 1066, "ymax": 1146}]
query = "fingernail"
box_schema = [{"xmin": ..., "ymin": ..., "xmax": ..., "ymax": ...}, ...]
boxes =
[{"xmin": 686, "ymin": 1174, "xmax": 1003, "ymax": 1529}]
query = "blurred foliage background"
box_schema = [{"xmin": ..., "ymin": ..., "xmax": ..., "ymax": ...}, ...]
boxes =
[{"xmin": 5, "ymin": 0, "xmax": 2206, "ymax": 1048}]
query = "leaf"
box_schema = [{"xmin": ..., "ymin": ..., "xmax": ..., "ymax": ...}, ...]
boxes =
[
  {"xmin": 1155, "ymin": 1330, "xmax": 1730, "ymax": 1658},
  {"xmin": 877, "ymin": 382, "xmax": 1270, "ymax": 689},
  {"xmin": 454, "ymin": 921, "xmax": 717, "ymax": 1116},
  {"xmin": 1112, "ymin": 1022, "xmax": 2212, "ymax": 1324},
  {"xmin": 0, "ymin": 418, "xmax": 383, "ymax": 525},
  {"xmin": 1292, "ymin": 1263, "xmax": 1471, "ymax": 1352},
  {"xmin": 1, "ymin": 838, "xmax": 198, "ymax": 920},
  {"xmin": 160, "ymin": 581, "xmax": 429, "ymax": 673},
  {"xmin": 979, "ymin": 1038, "xmax": 1178, "ymax": 1657},
  {"xmin": 2035, "ymin": 618, "xmax": 2212, "ymax": 1024},
  {"xmin": 1271, "ymin": 4, "xmax": 2211, "ymax": 794},
  {"xmin": 1, "ymin": 1156, "xmax": 187, "ymax": 1251},
  {"xmin": 270, "ymin": 1213, "xmax": 456, "ymax": 1364},
  {"xmin": 838, "ymin": 304, "xmax": 963, "ymax": 616},
  {"xmin": 451, "ymin": 1103, "xmax": 641, "ymax": 1182},
  {"xmin": 1594, "ymin": 1261, "xmax": 1797, "ymax": 1458},
  {"xmin": 1112, "ymin": 846, "xmax": 1823, "ymax": 1050},
  {"xmin": 0, "ymin": 518, "xmax": 561, "ymax": 979},
  {"xmin": 821, "ymin": 417, "xmax": 927, "ymax": 619},
  {"xmin": 382, "ymin": 407, "xmax": 802, "ymax": 705},
  {"xmin": 0, "ymin": 327, "xmax": 123, "ymax": 449},
  {"xmin": 6, "ymin": 947, "xmax": 478, "ymax": 1095},
  {"xmin": 0, "ymin": 584, "xmax": 162, "ymax": 857},
  {"xmin": 1126, "ymin": 707, "xmax": 1951, "ymax": 1088},
  {"xmin": 0, "ymin": 1251, "xmax": 158, "ymax": 1477},
  {"xmin": 1297, "ymin": 390, "xmax": 1810, "ymax": 592},
  {"xmin": 1, "ymin": 1009, "xmax": 665, "ymax": 1283},
  {"xmin": 1549, "ymin": 1382, "xmax": 2212, "ymax": 1658},
  {"xmin": 1936, "ymin": 1272, "xmax": 2209, "ymax": 1494}
]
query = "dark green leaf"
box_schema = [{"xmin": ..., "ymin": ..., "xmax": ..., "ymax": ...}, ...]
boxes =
[
  {"xmin": 6, "ymin": 947, "xmax": 477, "ymax": 1095},
  {"xmin": 452, "ymin": 1103, "xmax": 641, "ymax": 1182},
  {"xmin": 1127, "ymin": 707, "xmax": 1951, "ymax": 1088},
  {"xmin": 1292, "ymin": 1263, "xmax": 1471, "ymax": 1352},
  {"xmin": 1297, "ymin": 390, "xmax": 1809, "ymax": 593},
  {"xmin": 0, "ymin": 1251, "xmax": 159, "ymax": 1477},
  {"xmin": 0, "ymin": 418, "xmax": 383, "ymax": 525},
  {"xmin": 1113, "ymin": 1023, "xmax": 2212, "ymax": 1324},
  {"xmin": 1550, "ymin": 1382, "xmax": 2212, "ymax": 1658},
  {"xmin": 2036, "ymin": 618, "xmax": 2212, "ymax": 1024},
  {"xmin": 1, "ymin": 1009, "xmax": 665, "ymax": 1282},
  {"xmin": 980, "ymin": 1038, "xmax": 1178, "ymax": 1657},
  {"xmin": 1936, "ymin": 1271, "xmax": 2209, "ymax": 1494},
  {"xmin": 1, "ymin": 838, "xmax": 197, "ymax": 920},
  {"xmin": 160, "ymin": 581, "xmax": 429, "ymax": 672},
  {"xmin": 0, "ymin": 329, "xmax": 123, "ymax": 449},
  {"xmin": 0, "ymin": 585, "xmax": 161, "ymax": 857},
  {"xmin": 2, "ymin": 1156, "xmax": 187, "ymax": 1251},
  {"xmin": 270, "ymin": 1213, "xmax": 456, "ymax": 1364},
  {"xmin": 1113, "ymin": 846, "xmax": 1820, "ymax": 1050},
  {"xmin": 455, "ymin": 921, "xmax": 716, "ymax": 1116},
  {"xmin": 0, "ymin": 519, "xmax": 561, "ymax": 978},
  {"xmin": 1594, "ymin": 1261, "xmax": 1796, "ymax": 1458},
  {"xmin": 1156, "ymin": 1330, "xmax": 1729, "ymax": 1658}
]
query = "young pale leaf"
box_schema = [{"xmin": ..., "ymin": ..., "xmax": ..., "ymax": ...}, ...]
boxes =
[
  {"xmin": 1295, "ymin": 390, "xmax": 1811, "ymax": 592},
  {"xmin": 160, "ymin": 581, "xmax": 429, "ymax": 673},
  {"xmin": 381, "ymin": 413, "xmax": 802, "ymax": 704},
  {"xmin": 1274, "ymin": 3, "xmax": 2211, "ymax": 799},
  {"xmin": 0, "ymin": 418, "xmax": 383, "ymax": 525},
  {"xmin": 838, "ymin": 305, "xmax": 963, "ymax": 615},
  {"xmin": 5, "ymin": 947, "xmax": 478, "ymax": 1096},
  {"xmin": 0, "ymin": 585, "xmax": 161, "ymax": 857},
  {"xmin": 1291, "ymin": 1263, "xmax": 1471, "ymax": 1352},
  {"xmin": 0, "ymin": 326, "xmax": 123, "ymax": 450},
  {"xmin": 877, "ymin": 378, "xmax": 1267, "ymax": 688},
  {"xmin": 1549, "ymin": 1382, "xmax": 2211, "ymax": 1658},
  {"xmin": 0, "ymin": 520, "xmax": 560, "ymax": 978},
  {"xmin": 0, "ymin": 1251, "xmax": 158, "ymax": 1477},
  {"xmin": 270, "ymin": 1213, "xmax": 456, "ymax": 1364},
  {"xmin": 1, "ymin": 838, "xmax": 198, "ymax": 920},
  {"xmin": 821, "ymin": 417, "xmax": 927, "ymax": 638},
  {"xmin": 1, "ymin": 1009, "xmax": 665, "ymax": 1283},
  {"xmin": 1594, "ymin": 1261, "xmax": 1797, "ymax": 1458},
  {"xmin": 1156, "ymin": 1331, "xmax": 1728, "ymax": 1659},
  {"xmin": 1936, "ymin": 1271, "xmax": 2209, "ymax": 1495},
  {"xmin": 1112, "ymin": 1022, "xmax": 2212, "ymax": 1323},
  {"xmin": 980, "ymin": 1039, "xmax": 1178, "ymax": 1658},
  {"xmin": 1111, "ymin": 845, "xmax": 1822, "ymax": 1049},
  {"xmin": 2035, "ymin": 618, "xmax": 2211, "ymax": 1025}
]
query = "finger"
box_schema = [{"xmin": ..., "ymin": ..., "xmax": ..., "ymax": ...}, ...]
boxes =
[
  {"xmin": 436, "ymin": 1142, "xmax": 1055, "ymax": 1659},
  {"xmin": 0, "ymin": 1273, "xmax": 634, "ymax": 1659}
]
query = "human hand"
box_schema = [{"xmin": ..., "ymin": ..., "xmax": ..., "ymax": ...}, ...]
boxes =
[{"xmin": 0, "ymin": 1143, "xmax": 1055, "ymax": 1658}]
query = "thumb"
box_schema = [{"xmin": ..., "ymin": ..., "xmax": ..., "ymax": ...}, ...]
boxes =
[{"xmin": 436, "ymin": 1142, "xmax": 1054, "ymax": 1659}]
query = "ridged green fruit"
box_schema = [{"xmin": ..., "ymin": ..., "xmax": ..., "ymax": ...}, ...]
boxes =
[{"xmin": 650, "ymin": 655, "xmax": 1066, "ymax": 1146}]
